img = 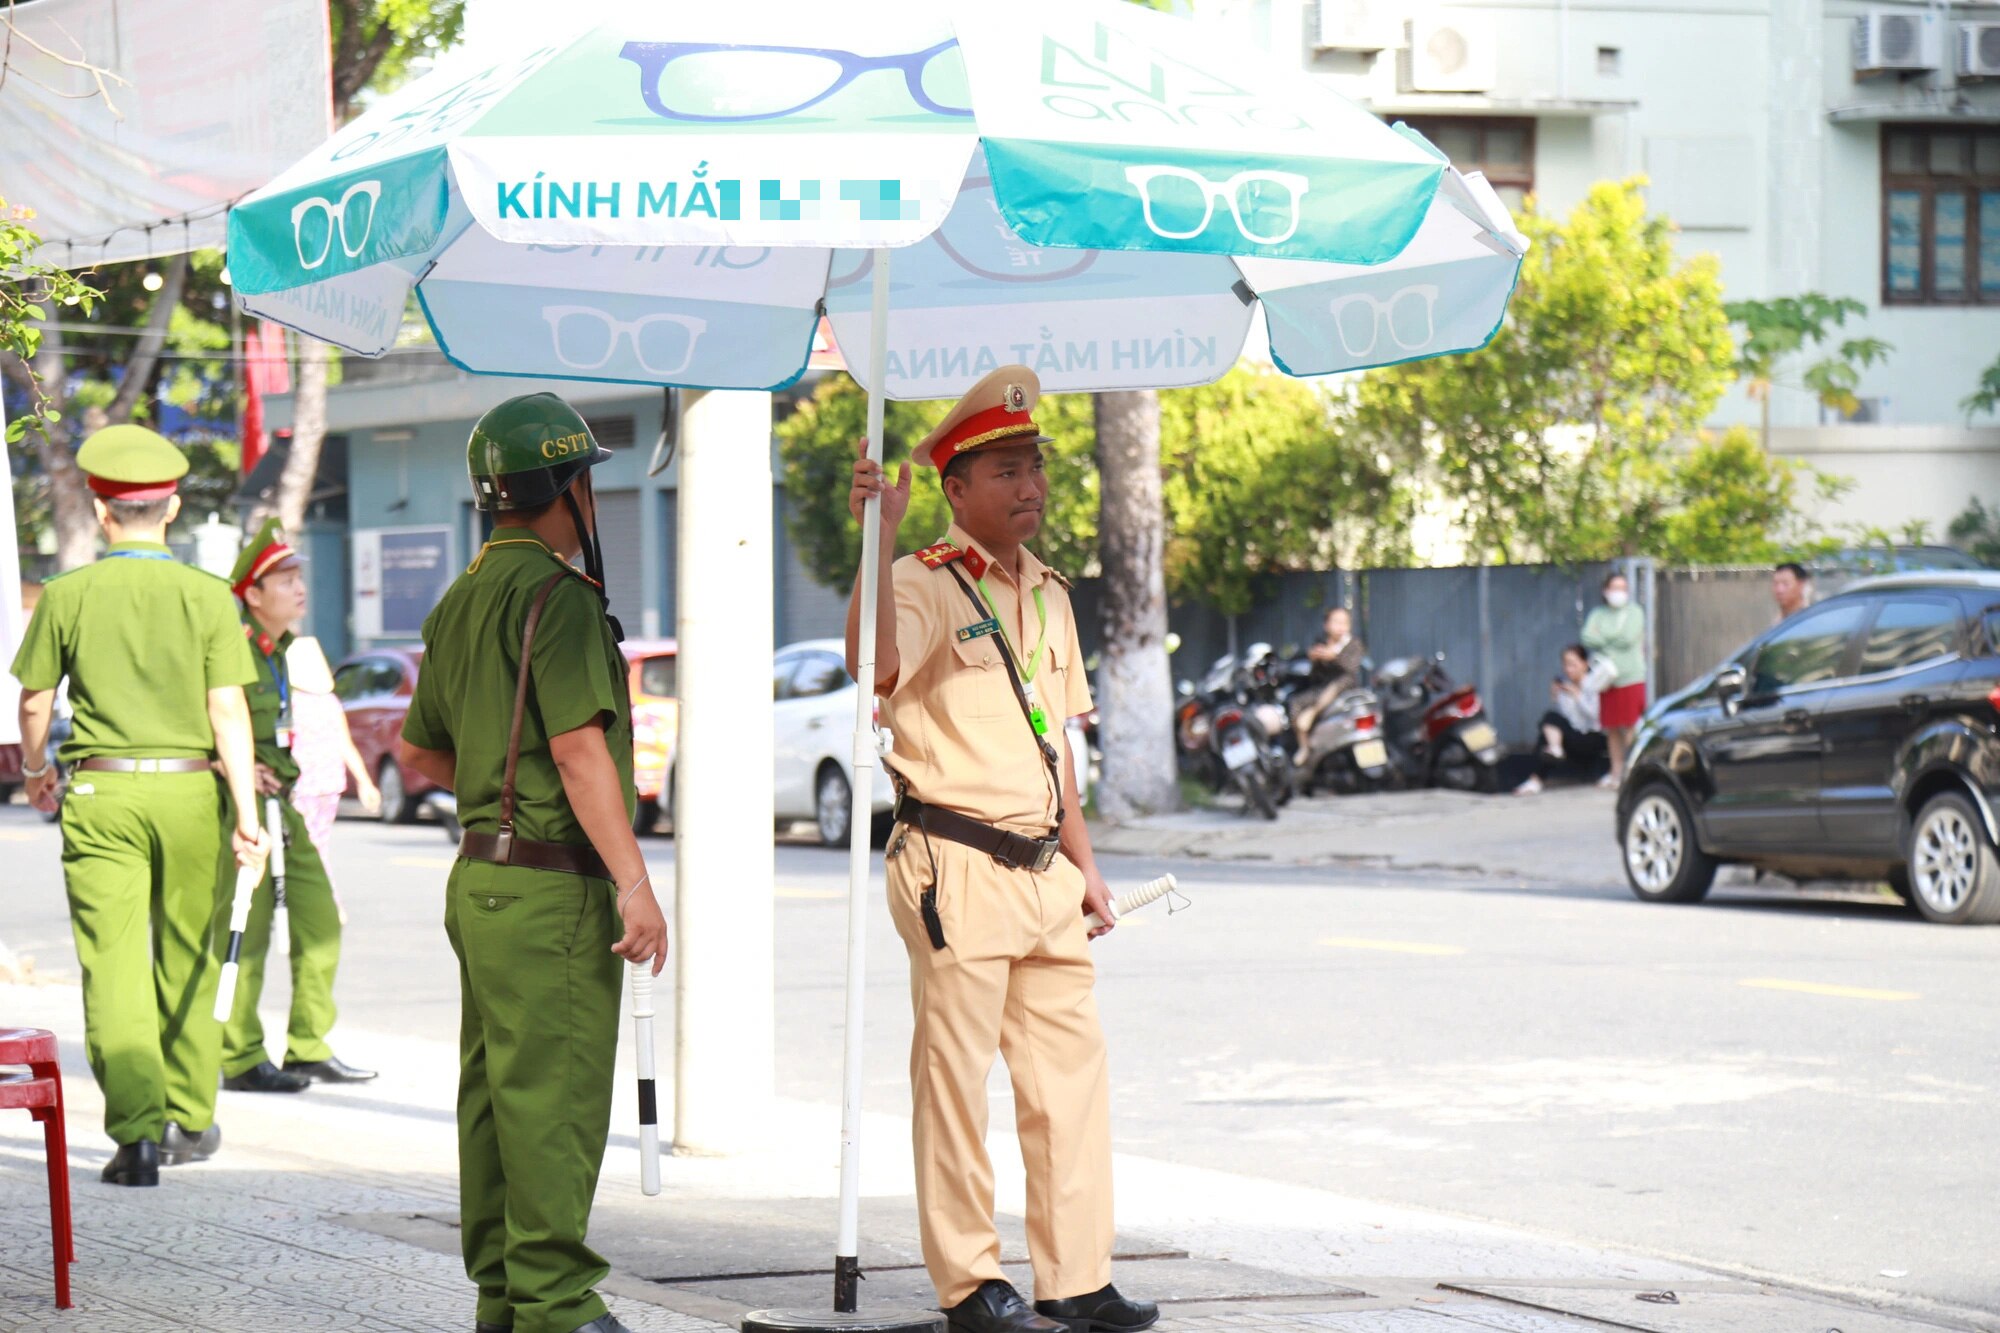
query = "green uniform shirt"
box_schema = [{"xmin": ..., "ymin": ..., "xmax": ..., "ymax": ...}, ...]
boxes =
[
  {"xmin": 242, "ymin": 618, "xmax": 300, "ymax": 783},
  {"xmin": 402, "ymin": 537, "xmax": 634, "ymax": 844},
  {"xmin": 11, "ymin": 540, "xmax": 258, "ymax": 761}
]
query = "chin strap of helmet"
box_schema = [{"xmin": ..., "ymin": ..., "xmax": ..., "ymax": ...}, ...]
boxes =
[{"xmin": 563, "ymin": 473, "xmax": 624, "ymax": 643}]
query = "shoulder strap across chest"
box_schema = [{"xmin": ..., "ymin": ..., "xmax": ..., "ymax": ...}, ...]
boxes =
[{"xmin": 496, "ymin": 571, "xmax": 569, "ymax": 859}]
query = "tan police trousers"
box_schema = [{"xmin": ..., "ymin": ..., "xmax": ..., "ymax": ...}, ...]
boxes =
[{"xmin": 886, "ymin": 827, "xmax": 1115, "ymax": 1307}]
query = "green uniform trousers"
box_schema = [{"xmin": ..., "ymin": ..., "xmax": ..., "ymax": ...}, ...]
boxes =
[
  {"xmin": 58, "ymin": 769, "xmax": 231, "ymax": 1145},
  {"xmin": 218, "ymin": 796, "xmax": 342, "ymax": 1076},
  {"xmin": 445, "ymin": 857, "xmax": 622, "ymax": 1333}
]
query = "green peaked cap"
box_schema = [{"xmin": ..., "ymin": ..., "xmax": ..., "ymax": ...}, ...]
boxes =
[
  {"xmin": 465, "ymin": 392, "xmax": 612, "ymax": 512},
  {"xmin": 76, "ymin": 424, "xmax": 188, "ymax": 488},
  {"xmin": 228, "ymin": 516, "xmax": 301, "ymax": 595}
]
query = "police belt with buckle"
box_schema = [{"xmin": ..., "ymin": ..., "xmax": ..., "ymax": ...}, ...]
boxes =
[
  {"xmin": 77, "ymin": 757, "xmax": 213, "ymax": 773},
  {"xmin": 894, "ymin": 794, "xmax": 1060, "ymax": 873},
  {"xmin": 456, "ymin": 570, "xmax": 613, "ymax": 882}
]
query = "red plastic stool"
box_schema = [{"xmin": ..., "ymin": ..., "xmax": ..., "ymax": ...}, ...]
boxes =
[{"xmin": 0, "ymin": 1028, "xmax": 73, "ymax": 1309}]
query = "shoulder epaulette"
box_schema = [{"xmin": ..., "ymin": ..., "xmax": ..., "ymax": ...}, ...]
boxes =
[
  {"xmin": 1049, "ymin": 568, "xmax": 1073, "ymax": 591},
  {"xmin": 915, "ymin": 542, "xmax": 963, "ymax": 569}
]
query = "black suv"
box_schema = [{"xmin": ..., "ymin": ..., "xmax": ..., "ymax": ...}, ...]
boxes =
[{"xmin": 1616, "ymin": 573, "xmax": 2000, "ymax": 924}]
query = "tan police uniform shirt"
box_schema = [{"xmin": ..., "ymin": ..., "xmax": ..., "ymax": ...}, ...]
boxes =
[{"xmin": 882, "ymin": 524, "xmax": 1092, "ymax": 833}]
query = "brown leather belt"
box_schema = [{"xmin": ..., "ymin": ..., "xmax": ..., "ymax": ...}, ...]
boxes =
[
  {"xmin": 458, "ymin": 829, "xmax": 609, "ymax": 880},
  {"xmin": 76, "ymin": 757, "xmax": 211, "ymax": 774},
  {"xmin": 896, "ymin": 795, "xmax": 1060, "ymax": 873}
]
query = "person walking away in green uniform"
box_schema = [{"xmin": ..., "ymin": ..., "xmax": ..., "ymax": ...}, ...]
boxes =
[
  {"xmin": 217, "ymin": 519, "xmax": 376, "ymax": 1092},
  {"xmin": 11, "ymin": 425, "xmax": 264, "ymax": 1187},
  {"xmin": 397, "ymin": 392, "xmax": 667, "ymax": 1333}
]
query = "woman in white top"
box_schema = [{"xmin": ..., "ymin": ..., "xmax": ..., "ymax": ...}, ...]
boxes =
[
  {"xmin": 285, "ymin": 637, "xmax": 381, "ymax": 919},
  {"xmin": 1514, "ymin": 643, "xmax": 1610, "ymax": 794}
]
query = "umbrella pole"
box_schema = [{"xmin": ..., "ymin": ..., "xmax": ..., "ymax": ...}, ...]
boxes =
[
  {"xmin": 746, "ymin": 251, "xmax": 938, "ymax": 1333},
  {"xmin": 836, "ymin": 247, "xmax": 894, "ymax": 1314}
]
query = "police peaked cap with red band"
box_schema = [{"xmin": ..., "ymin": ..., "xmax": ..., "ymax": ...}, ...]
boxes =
[
  {"xmin": 230, "ymin": 516, "xmax": 302, "ymax": 600},
  {"xmin": 915, "ymin": 365, "xmax": 1055, "ymax": 473},
  {"xmin": 76, "ymin": 424, "xmax": 189, "ymax": 502}
]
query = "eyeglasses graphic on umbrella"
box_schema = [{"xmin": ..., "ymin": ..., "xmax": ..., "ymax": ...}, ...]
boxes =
[
  {"xmin": 827, "ymin": 176, "xmax": 1099, "ymax": 290},
  {"xmin": 1122, "ymin": 165, "xmax": 1309, "ymax": 246},
  {"xmin": 290, "ymin": 180, "xmax": 381, "ymax": 270},
  {"xmin": 618, "ymin": 38, "xmax": 972, "ymax": 122},
  {"xmin": 543, "ymin": 306, "xmax": 708, "ymax": 378},
  {"xmin": 1329, "ymin": 284, "xmax": 1439, "ymax": 358}
]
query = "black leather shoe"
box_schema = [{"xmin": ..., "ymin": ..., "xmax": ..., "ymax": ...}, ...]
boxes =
[
  {"xmin": 1035, "ymin": 1284, "xmax": 1159, "ymax": 1332},
  {"xmin": 223, "ymin": 1060, "xmax": 311, "ymax": 1093},
  {"xmin": 474, "ymin": 1322, "xmax": 511, "ymax": 1333},
  {"xmin": 565, "ymin": 1317, "xmax": 634, "ymax": 1333},
  {"xmin": 284, "ymin": 1055, "xmax": 378, "ymax": 1084},
  {"xmin": 947, "ymin": 1280, "xmax": 1066, "ymax": 1333},
  {"xmin": 161, "ymin": 1120, "xmax": 220, "ymax": 1165},
  {"xmin": 101, "ymin": 1140, "xmax": 159, "ymax": 1187}
]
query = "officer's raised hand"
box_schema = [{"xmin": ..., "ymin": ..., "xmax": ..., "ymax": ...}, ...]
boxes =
[{"xmin": 849, "ymin": 437, "xmax": 911, "ymax": 534}]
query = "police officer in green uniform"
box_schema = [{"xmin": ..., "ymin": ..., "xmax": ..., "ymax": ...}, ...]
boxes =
[
  {"xmin": 397, "ymin": 393, "xmax": 667, "ymax": 1333},
  {"xmin": 10, "ymin": 425, "xmax": 264, "ymax": 1186},
  {"xmin": 216, "ymin": 519, "xmax": 376, "ymax": 1092}
]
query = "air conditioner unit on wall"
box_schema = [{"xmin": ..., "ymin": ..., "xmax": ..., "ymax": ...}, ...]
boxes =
[
  {"xmin": 1401, "ymin": 14, "xmax": 1498, "ymax": 93},
  {"xmin": 1960, "ymin": 22, "xmax": 2000, "ymax": 78},
  {"xmin": 1315, "ymin": 0, "xmax": 1391, "ymax": 52},
  {"xmin": 1853, "ymin": 11, "xmax": 1942, "ymax": 75}
]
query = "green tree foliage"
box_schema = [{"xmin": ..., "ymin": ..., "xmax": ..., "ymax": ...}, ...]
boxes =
[
  {"xmin": 1948, "ymin": 497, "xmax": 2000, "ymax": 567},
  {"xmin": 1725, "ymin": 292, "xmax": 1893, "ymax": 444},
  {"xmin": 1963, "ymin": 351, "xmax": 2000, "ymax": 424},
  {"xmin": 329, "ymin": 0, "xmax": 467, "ymax": 118},
  {"xmin": 776, "ymin": 367, "xmax": 1406, "ymax": 612},
  {"xmin": 1621, "ymin": 426, "xmax": 1822, "ymax": 565},
  {"xmin": 1160, "ymin": 367, "xmax": 1408, "ymax": 614},
  {"xmin": 1341, "ymin": 178, "xmax": 1739, "ymax": 564},
  {"xmin": 0, "ymin": 199, "xmax": 96, "ymax": 445}
]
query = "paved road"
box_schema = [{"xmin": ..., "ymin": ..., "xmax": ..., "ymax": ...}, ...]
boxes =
[{"xmin": 1, "ymin": 801, "xmax": 1992, "ymax": 1324}]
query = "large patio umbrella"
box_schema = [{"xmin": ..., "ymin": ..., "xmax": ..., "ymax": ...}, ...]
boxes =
[{"xmin": 225, "ymin": 0, "xmax": 1525, "ymax": 1324}]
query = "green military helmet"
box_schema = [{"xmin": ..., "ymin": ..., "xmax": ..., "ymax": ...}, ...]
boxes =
[{"xmin": 465, "ymin": 392, "xmax": 613, "ymax": 512}]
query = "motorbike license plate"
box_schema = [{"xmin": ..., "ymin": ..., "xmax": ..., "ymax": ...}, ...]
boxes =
[
  {"xmin": 1353, "ymin": 739, "xmax": 1389, "ymax": 769},
  {"xmin": 1221, "ymin": 735, "xmax": 1259, "ymax": 770},
  {"xmin": 1460, "ymin": 722, "xmax": 1498, "ymax": 753}
]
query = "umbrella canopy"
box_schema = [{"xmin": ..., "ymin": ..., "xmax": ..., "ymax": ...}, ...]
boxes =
[
  {"xmin": 225, "ymin": 0, "xmax": 1525, "ymax": 398},
  {"xmin": 222, "ymin": 2, "xmax": 1529, "ymax": 1314}
]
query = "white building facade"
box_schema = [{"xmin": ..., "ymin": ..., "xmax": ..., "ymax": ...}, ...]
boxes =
[{"xmin": 1213, "ymin": 0, "xmax": 2000, "ymax": 537}]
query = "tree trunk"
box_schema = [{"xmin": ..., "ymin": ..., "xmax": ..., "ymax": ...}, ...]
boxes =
[
  {"xmin": 105, "ymin": 254, "xmax": 188, "ymax": 425},
  {"xmin": 25, "ymin": 334, "xmax": 96, "ymax": 571},
  {"xmin": 1092, "ymin": 389, "xmax": 1178, "ymax": 822},
  {"xmin": 254, "ymin": 335, "xmax": 328, "ymax": 534}
]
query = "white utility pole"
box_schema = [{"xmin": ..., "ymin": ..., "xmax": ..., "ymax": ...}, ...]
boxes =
[{"xmin": 672, "ymin": 387, "xmax": 777, "ymax": 1154}]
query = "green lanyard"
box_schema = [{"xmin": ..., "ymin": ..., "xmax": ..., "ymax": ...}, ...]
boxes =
[{"xmin": 977, "ymin": 577, "xmax": 1047, "ymax": 683}]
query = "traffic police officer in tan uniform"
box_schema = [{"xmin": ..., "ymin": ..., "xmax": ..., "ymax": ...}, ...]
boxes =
[
  {"xmin": 398, "ymin": 392, "xmax": 666, "ymax": 1333},
  {"xmin": 11, "ymin": 425, "xmax": 264, "ymax": 1185},
  {"xmin": 846, "ymin": 367, "xmax": 1157, "ymax": 1333}
]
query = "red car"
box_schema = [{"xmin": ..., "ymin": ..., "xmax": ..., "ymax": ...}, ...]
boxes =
[
  {"xmin": 336, "ymin": 640, "xmax": 678, "ymax": 830},
  {"xmin": 334, "ymin": 647, "xmax": 435, "ymax": 821}
]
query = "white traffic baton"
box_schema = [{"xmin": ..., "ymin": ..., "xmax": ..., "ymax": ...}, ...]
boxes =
[
  {"xmin": 1085, "ymin": 873, "xmax": 1184, "ymax": 931},
  {"xmin": 630, "ymin": 961, "xmax": 661, "ymax": 1195}
]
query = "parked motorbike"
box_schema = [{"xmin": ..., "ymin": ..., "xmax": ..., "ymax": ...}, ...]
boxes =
[
  {"xmin": 1175, "ymin": 646, "xmax": 1294, "ymax": 819},
  {"xmin": 1286, "ymin": 671, "xmax": 1391, "ymax": 796},
  {"xmin": 1372, "ymin": 653, "xmax": 1504, "ymax": 792}
]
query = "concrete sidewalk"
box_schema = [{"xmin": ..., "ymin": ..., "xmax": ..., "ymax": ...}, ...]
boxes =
[
  {"xmin": 1091, "ymin": 786, "xmax": 1625, "ymax": 887},
  {"xmin": 0, "ymin": 979, "xmax": 1976, "ymax": 1333}
]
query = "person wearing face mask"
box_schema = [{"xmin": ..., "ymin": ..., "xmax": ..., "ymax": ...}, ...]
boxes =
[{"xmin": 1582, "ymin": 570, "xmax": 1647, "ymax": 788}]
